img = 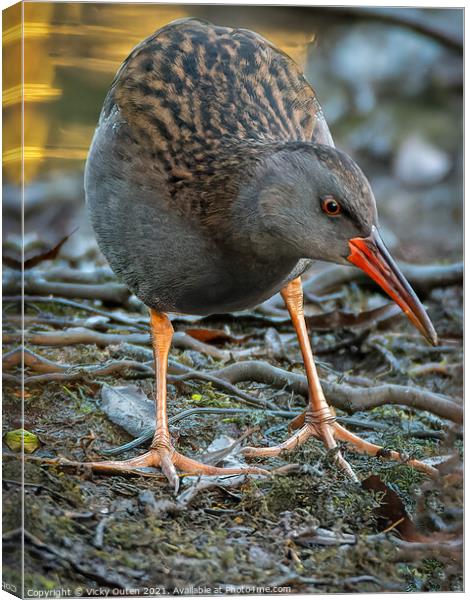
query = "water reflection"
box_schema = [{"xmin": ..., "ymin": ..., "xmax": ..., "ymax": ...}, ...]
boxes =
[{"xmin": 4, "ymin": 3, "xmax": 314, "ymax": 184}]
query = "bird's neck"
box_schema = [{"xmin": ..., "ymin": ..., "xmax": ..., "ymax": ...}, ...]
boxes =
[
  {"xmin": 222, "ymin": 139, "xmax": 316, "ymax": 261},
  {"xmin": 168, "ymin": 137, "xmax": 313, "ymax": 196},
  {"xmin": 184, "ymin": 139, "xmax": 287, "ymax": 245},
  {"xmin": 165, "ymin": 136, "xmax": 316, "ymax": 261},
  {"xmin": 163, "ymin": 136, "xmax": 277, "ymax": 216}
]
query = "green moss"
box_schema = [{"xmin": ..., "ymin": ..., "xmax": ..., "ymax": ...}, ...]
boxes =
[{"xmin": 7, "ymin": 263, "xmax": 461, "ymax": 593}]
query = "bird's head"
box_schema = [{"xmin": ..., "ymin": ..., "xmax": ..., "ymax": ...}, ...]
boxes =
[{"xmin": 243, "ymin": 142, "xmax": 437, "ymax": 345}]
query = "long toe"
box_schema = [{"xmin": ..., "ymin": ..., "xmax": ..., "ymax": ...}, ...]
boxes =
[
  {"xmin": 241, "ymin": 424, "xmax": 316, "ymax": 458},
  {"xmin": 317, "ymin": 422, "xmax": 358, "ymax": 482},
  {"xmin": 84, "ymin": 450, "xmax": 162, "ymax": 476},
  {"xmin": 74, "ymin": 448, "xmax": 269, "ymax": 487},
  {"xmin": 332, "ymin": 422, "xmax": 439, "ymax": 478},
  {"xmin": 241, "ymin": 422, "xmax": 360, "ymax": 481},
  {"xmin": 174, "ymin": 452, "xmax": 269, "ymax": 477}
]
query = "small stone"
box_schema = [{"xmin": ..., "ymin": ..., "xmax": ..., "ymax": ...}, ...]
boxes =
[
  {"xmin": 393, "ymin": 135, "xmax": 452, "ymax": 187},
  {"xmin": 249, "ymin": 545, "xmax": 273, "ymax": 569},
  {"xmin": 138, "ymin": 490, "xmax": 182, "ymax": 517},
  {"xmin": 138, "ymin": 489, "xmax": 158, "ymax": 512}
]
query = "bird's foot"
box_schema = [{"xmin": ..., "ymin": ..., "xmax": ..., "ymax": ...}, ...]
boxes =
[
  {"xmin": 331, "ymin": 420, "xmax": 438, "ymax": 477},
  {"xmin": 241, "ymin": 407, "xmax": 438, "ymax": 480},
  {"xmin": 84, "ymin": 445, "xmax": 268, "ymax": 492}
]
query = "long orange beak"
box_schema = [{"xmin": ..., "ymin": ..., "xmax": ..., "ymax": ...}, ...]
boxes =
[{"xmin": 348, "ymin": 226, "xmax": 438, "ymax": 345}]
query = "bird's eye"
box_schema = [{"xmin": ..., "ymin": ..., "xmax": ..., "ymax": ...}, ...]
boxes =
[{"xmin": 321, "ymin": 196, "xmax": 341, "ymax": 216}]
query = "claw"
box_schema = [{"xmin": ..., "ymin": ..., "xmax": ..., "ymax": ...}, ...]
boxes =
[
  {"xmin": 160, "ymin": 452, "xmax": 180, "ymax": 492},
  {"xmin": 240, "ymin": 418, "xmax": 436, "ymax": 480},
  {"xmin": 241, "ymin": 277, "xmax": 440, "ymax": 480}
]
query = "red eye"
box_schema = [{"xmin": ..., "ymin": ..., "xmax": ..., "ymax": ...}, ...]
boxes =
[{"xmin": 321, "ymin": 197, "xmax": 341, "ymax": 216}]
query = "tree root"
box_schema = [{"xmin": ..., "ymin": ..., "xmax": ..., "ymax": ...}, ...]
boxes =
[
  {"xmin": 208, "ymin": 360, "xmax": 462, "ymax": 423},
  {"xmin": 4, "ymin": 328, "xmax": 262, "ymax": 362},
  {"xmin": 3, "ymin": 271, "xmax": 130, "ymax": 304},
  {"xmin": 6, "ymin": 348, "xmax": 461, "ymax": 424},
  {"xmin": 4, "ymin": 295, "xmax": 148, "ymax": 329},
  {"xmin": 4, "ymin": 347, "xmax": 278, "ymax": 410}
]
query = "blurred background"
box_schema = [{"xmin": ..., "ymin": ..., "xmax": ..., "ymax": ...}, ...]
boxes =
[{"xmin": 3, "ymin": 3, "xmax": 463, "ymax": 267}]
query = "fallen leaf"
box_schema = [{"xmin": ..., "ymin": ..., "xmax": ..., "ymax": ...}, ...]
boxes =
[
  {"xmin": 362, "ymin": 474, "xmax": 423, "ymax": 541},
  {"xmin": 264, "ymin": 327, "xmax": 286, "ymax": 359},
  {"xmin": 184, "ymin": 327, "xmax": 247, "ymax": 345},
  {"xmin": 100, "ymin": 384, "xmax": 154, "ymax": 438},
  {"xmin": 3, "ymin": 228, "xmax": 78, "ymax": 270},
  {"xmin": 4, "ymin": 429, "xmax": 41, "ymax": 453}
]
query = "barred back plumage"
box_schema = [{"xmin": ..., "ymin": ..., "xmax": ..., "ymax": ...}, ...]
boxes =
[{"xmin": 103, "ymin": 18, "xmax": 332, "ymax": 190}]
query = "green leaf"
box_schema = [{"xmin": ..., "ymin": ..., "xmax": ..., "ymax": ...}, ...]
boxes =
[{"xmin": 4, "ymin": 429, "xmax": 40, "ymax": 453}]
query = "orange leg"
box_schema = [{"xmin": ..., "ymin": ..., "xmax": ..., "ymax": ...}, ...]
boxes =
[
  {"xmin": 241, "ymin": 277, "xmax": 438, "ymax": 479},
  {"xmin": 85, "ymin": 310, "xmax": 268, "ymax": 491}
]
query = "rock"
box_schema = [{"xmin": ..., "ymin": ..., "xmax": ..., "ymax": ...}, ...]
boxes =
[
  {"xmin": 393, "ymin": 135, "xmax": 452, "ymax": 186},
  {"xmin": 328, "ymin": 24, "xmax": 442, "ymax": 112}
]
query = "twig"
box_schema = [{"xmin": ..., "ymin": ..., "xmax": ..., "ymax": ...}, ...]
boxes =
[
  {"xmin": 4, "ymin": 295, "xmax": 148, "ymax": 329},
  {"xmin": 4, "ymin": 347, "xmax": 153, "ymax": 382},
  {"xmin": 409, "ymin": 362, "xmax": 461, "ymax": 378},
  {"xmin": 103, "ymin": 406, "xmax": 443, "ymax": 456},
  {"xmin": 24, "ymin": 362, "xmax": 154, "ymax": 384},
  {"xmin": 4, "ymin": 271, "xmax": 130, "ymax": 304},
  {"xmin": 5, "ymin": 314, "xmax": 145, "ymax": 333},
  {"xmin": 5, "ymin": 329, "xmax": 148, "ymax": 348},
  {"xmin": 8, "ymin": 328, "xmax": 261, "ymax": 362},
  {"xmin": 206, "ymin": 360, "xmax": 462, "ymax": 423},
  {"xmin": 39, "ymin": 266, "xmax": 114, "ymax": 284},
  {"xmin": 332, "ymin": 6, "xmax": 463, "ymax": 53},
  {"xmin": 93, "ymin": 516, "xmax": 111, "ymax": 549},
  {"xmin": 390, "ymin": 536, "xmax": 462, "ymax": 562},
  {"xmin": 303, "ymin": 262, "xmax": 463, "ymax": 298},
  {"xmin": 366, "ymin": 339, "xmax": 404, "ymax": 374}
]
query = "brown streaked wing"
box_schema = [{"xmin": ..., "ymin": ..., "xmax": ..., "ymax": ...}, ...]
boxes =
[{"xmin": 107, "ymin": 18, "xmax": 334, "ymax": 159}]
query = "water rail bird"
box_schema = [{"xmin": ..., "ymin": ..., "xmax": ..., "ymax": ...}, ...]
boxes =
[{"xmin": 85, "ymin": 18, "xmax": 438, "ymax": 489}]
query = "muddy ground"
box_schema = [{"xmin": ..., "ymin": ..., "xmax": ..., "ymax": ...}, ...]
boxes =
[{"xmin": 2, "ymin": 260, "xmax": 463, "ymax": 594}]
